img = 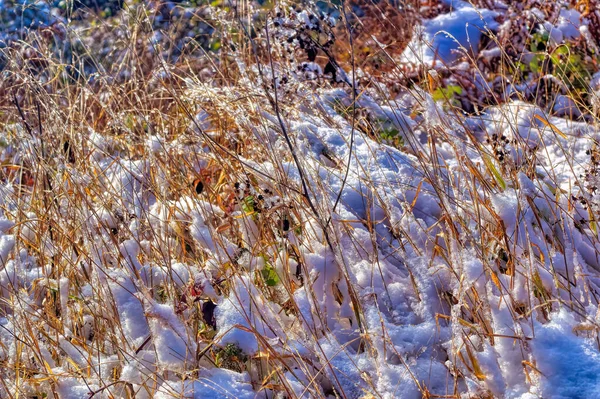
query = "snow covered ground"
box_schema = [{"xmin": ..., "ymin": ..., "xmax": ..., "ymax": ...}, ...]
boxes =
[{"xmin": 1, "ymin": 0, "xmax": 600, "ymax": 398}]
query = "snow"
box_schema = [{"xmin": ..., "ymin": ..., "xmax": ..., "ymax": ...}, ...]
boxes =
[
  {"xmin": 463, "ymin": 254, "xmax": 484, "ymax": 286},
  {"xmin": 0, "ymin": 318, "xmax": 15, "ymax": 362},
  {"xmin": 539, "ymin": 8, "xmax": 582, "ymax": 45},
  {"xmin": 170, "ymin": 262, "xmax": 190, "ymax": 287},
  {"xmin": 532, "ymin": 309, "xmax": 600, "ymax": 398},
  {"xmin": 0, "ymin": 234, "xmax": 14, "ymax": 264},
  {"xmin": 107, "ymin": 270, "xmax": 150, "ymax": 347},
  {"xmin": 402, "ymin": 1, "xmax": 499, "ymax": 66},
  {"xmin": 145, "ymin": 298, "xmax": 197, "ymax": 369},
  {"xmin": 101, "ymin": 159, "xmax": 152, "ymax": 218},
  {"xmin": 121, "ymin": 350, "xmax": 157, "ymax": 386},
  {"xmin": 155, "ymin": 368, "xmax": 256, "ymax": 399},
  {"xmin": 59, "ymin": 277, "xmax": 69, "ymax": 322},
  {"xmin": 556, "ymin": 8, "xmax": 582, "ymax": 40},
  {"xmin": 284, "ymin": 370, "xmax": 318, "ymax": 398},
  {"xmin": 214, "ymin": 275, "xmax": 279, "ymax": 355},
  {"xmin": 0, "ymin": 217, "xmax": 13, "ymax": 233},
  {"xmin": 147, "ymin": 135, "xmax": 166, "ymax": 153},
  {"xmin": 55, "ymin": 374, "xmax": 103, "ymax": 399},
  {"xmin": 318, "ymin": 338, "xmax": 368, "ymax": 398},
  {"xmin": 2, "ymin": 2, "xmax": 600, "ymax": 398},
  {"xmin": 553, "ymin": 94, "xmax": 582, "ymax": 119},
  {"xmin": 540, "ymin": 21, "xmax": 564, "ymax": 46}
]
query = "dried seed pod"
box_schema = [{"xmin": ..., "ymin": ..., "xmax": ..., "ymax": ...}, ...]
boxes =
[
  {"xmin": 194, "ymin": 178, "xmax": 204, "ymax": 195},
  {"xmin": 63, "ymin": 140, "xmax": 76, "ymax": 164},
  {"xmin": 281, "ymin": 218, "xmax": 290, "ymax": 232}
]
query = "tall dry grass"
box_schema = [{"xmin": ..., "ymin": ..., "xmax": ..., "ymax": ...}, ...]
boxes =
[{"xmin": 0, "ymin": 0, "xmax": 599, "ymax": 398}]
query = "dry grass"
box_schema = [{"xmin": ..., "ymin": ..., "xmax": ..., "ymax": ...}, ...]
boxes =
[{"xmin": 0, "ymin": 0, "xmax": 599, "ymax": 398}]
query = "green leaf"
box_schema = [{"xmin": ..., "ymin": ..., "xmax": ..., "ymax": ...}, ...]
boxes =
[
  {"xmin": 210, "ymin": 39, "xmax": 221, "ymax": 52},
  {"xmin": 529, "ymin": 54, "xmax": 543, "ymax": 74},
  {"xmin": 260, "ymin": 258, "xmax": 280, "ymax": 287},
  {"xmin": 432, "ymin": 84, "xmax": 463, "ymax": 102},
  {"xmin": 241, "ymin": 196, "xmax": 255, "ymax": 214},
  {"xmin": 482, "ymin": 153, "xmax": 506, "ymax": 191}
]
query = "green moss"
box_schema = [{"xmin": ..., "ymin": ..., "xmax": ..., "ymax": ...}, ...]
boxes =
[{"xmin": 214, "ymin": 343, "xmax": 247, "ymax": 372}]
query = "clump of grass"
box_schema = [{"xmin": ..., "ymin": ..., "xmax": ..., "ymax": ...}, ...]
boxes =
[{"xmin": 0, "ymin": 1, "xmax": 599, "ymax": 398}]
